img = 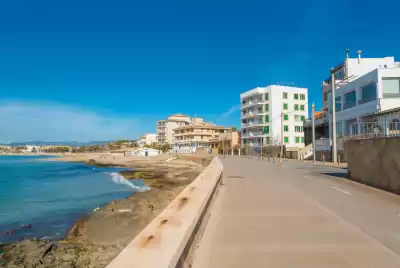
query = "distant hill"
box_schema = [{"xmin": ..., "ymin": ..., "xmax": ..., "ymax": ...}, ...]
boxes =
[{"xmin": 5, "ymin": 141, "xmax": 112, "ymax": 147}]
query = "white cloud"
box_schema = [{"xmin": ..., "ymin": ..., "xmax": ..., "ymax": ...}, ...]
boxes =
[
  {"xmin": 0, "ymin": 101, "xmax": 141, "ymax": 143},
  {"xmin": 221, "ymin": 104, "xmax": 240, "ymax": 118}
]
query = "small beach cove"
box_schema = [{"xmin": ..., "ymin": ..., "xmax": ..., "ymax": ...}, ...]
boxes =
[{"xmin": 0, "ymin": 153, "xmax": 211, "ymax": 268}]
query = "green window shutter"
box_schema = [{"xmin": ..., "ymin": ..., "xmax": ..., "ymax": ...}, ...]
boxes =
[
  {"xmin": 301, "ymin": 94, "xmax": 305, "ymax": 100},
  {"xmin": 284, "ymin": 137, "xmax": 289, "ymax": 143},
  {"xmin": 300, "ymin": 105, "xmax": 305, "ymax": 111},
  {"xmin": 284, "ymin": 125, "xmax": 288, "ymax": 132},
  {"xmin": 284, "ymin": 114, "xmax": 288, "ymax": 120},
  {"xmin": 283, "ymin": 103, "xmax": 288, "ymax": 110},
  {"xmin": 265, "ymin": 93, "xmax": 268, "ymax": 100},
  {"xmin": 296, "ymin": 137, "xmax": 300, "ymax": 143},
  {"xmin": 264, "ymin": 126, "xmax": 269, "ymax": 134},
  {"xmin": 301, "ymin": 115, "xmax": 305, "ymax": 121},
  {"xmin": 265, "ymin": 115, "xmax": 269, "ymax": 123},
  {"xmin": 301, "ymin": 137, "xmax": 305, "ymax": 143},
  {"xmin": 294, "ymin": 94, "xmax": 299, "ymax": 100},
  {"xmin": 265, "ymin": 104, "xmax": 269, "ymax": 111},
  {"xmin": 265, "ymin": 137, "xmax": 270, "ymax": 145},
  {"xmin": 295, "ymin": 104, "xmax": 299, "ymax": 111}
]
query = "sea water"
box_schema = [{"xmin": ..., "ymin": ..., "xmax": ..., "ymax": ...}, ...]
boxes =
[{"xmin": 0, "ymin": 155, "xmax": 147, "ymax": 243}]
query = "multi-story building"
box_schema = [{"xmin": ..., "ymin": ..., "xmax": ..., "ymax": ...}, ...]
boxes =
[
  {"xmin": 240, "ymin": 85, "xmax": 308, "ymax": 149},
  {"xmin": 138, "ymin": 133, "xmax": 157, "ymax": 147},
  {"xmin": 304, "ymin": 50, "xmax": 400, "ymax": 158},
  {"xmin": 172, "ymin": 118, "xmax": 229, "ymax": 152},
  {"xmin": 156, "ymin": 114, "xmax": 191, "ymax": 144}
]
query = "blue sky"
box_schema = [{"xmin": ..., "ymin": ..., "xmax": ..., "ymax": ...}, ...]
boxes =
[{"xmin": 1, "ymin": 0, "xmax": 400, "ymax": 142}]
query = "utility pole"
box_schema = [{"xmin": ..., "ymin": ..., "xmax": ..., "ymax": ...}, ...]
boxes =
[
  {"xmin": 260, "ymin": 136, "xmax": 263, "ymax": 159},
  {"xmin": 331, "ymin": 68, "xmax": 337, "ymax": 163},
  {"xmin": 280, "ymin": 112, "xmax": 284, "ymax": 163},
  {"xmin": 311, "ymin": 103, "xmax": 316, "ymax": 163}
]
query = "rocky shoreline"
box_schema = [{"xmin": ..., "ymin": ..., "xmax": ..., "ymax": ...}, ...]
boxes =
[{"xmin": 0, "ymin": 154, "xmax": 211, "ymax": 268}]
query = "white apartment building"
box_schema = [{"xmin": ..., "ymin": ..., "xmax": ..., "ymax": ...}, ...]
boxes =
[
  {"xmin": 327, "ymin": 62, "xmax": 400, "ymax": 138},
  {"xmin": 156, "ymin": 114, "xmax": 191, "ymax": 144},
  {"xmin": 138, "ymin": 133, "xmax": 157, "ymax": 147},
  {"xmin": 322, "ymin": 52, "xmax": 398, "ymax": 108},
  {"xmin": 240, "ymin": 85, "xmax": 309, "ymax": 149}
]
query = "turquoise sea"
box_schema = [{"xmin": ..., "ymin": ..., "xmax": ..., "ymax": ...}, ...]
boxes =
[{"xmin": 0, "ymin": 156, "xmax": 146, "ymax": 244}]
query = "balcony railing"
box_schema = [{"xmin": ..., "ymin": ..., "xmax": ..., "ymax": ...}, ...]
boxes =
[
  {"xmin": 241, "ymin": 100, "xmax": 264, "ymax": 108},
  {"xmin": 357, "ymin": 99, "xmax": 376, "ymax": 105}
]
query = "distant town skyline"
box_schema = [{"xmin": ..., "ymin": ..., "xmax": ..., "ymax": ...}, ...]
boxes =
[{"xmin": 1, "ymin": 0, "xmax": 400, "ymax": 142}]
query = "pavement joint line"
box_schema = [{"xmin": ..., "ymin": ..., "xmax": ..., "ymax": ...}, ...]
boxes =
[{"xmin": 332, "ymin": 186, "xmax": 351, "ymax": 195}]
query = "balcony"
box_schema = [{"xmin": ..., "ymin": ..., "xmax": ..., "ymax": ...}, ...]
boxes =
[{"xmin": 241, "ymin": 100, "xmax": 264, "ymax": 109}]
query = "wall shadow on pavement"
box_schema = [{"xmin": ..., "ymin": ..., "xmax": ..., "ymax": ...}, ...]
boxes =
[{"xmin": 320, "ymin": 171, "xmax": 348, "ymax": 179}]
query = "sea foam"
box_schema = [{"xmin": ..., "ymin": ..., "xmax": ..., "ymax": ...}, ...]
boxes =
[{"xmin": 107, "ymin": 172, "xmax": 150, "ymax": 192}]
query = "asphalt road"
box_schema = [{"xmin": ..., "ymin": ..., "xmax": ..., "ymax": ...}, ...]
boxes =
[{"xmin": 192, "ymin": 157, "xmax": 400, "ymax": 268}]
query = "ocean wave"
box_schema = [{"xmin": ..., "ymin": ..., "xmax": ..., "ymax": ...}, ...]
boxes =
[{"xmin": 107, "ymin": 172, "xmax": 150, "ymax": 192}]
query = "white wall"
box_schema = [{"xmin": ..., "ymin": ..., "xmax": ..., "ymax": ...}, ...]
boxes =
[{"xmin": 346, "ymin": 57, "xmax": 396, "ymax": 77}]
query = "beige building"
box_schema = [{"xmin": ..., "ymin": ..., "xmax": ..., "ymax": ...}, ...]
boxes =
[
  {"xmin": 156, "ymin": 114, "xmax": 191, "ymax": 144},
  {"xmin": 138, "ymin": 133, "xmax": 157, "ymax": 147},
  {"xmin": 172, "ymin": 119, "xmax": 229, "ymax": 152}
]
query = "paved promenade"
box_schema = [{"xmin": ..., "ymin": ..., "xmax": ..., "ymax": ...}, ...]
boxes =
[{"xmin": 192, "ymin": 157, "xmax": 400, "ymax": 268}]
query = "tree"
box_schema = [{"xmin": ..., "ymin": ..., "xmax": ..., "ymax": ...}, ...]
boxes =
[{"xmin": 231, "ymin": 126, "xmax": 237, "ymax": 132}]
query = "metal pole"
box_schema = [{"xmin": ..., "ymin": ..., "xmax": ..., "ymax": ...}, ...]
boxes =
[
  {"xmin": 280, "ymin": 112, "xmax": 284, "ymax": 163},
  {"xmin": 331, "ymin": 68, "xmax": 337, "ymax": 163},
  {"xmin": 311, "ymin": 103, "xmax": 316, "ymax": 163}
]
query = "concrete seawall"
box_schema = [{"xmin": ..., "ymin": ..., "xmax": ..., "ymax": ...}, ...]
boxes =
[
  {"xmin": 346, "ymin": 137, "xmax": 400, "ymax": 195},
  {"xmin": 106, "ymin": 157, "xmax": 223, "ymax": 268}
]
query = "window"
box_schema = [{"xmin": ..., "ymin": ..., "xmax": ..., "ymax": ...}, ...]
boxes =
[
  {"xmin": 300, "ymin": 105, "xmax": 305, "ymax": 111},
  {"xmin": 257, "ymin": 107, "xmax": 262, "ymax": 113},
  {"xmin": 344, "ymin": 90, "xmax": 357, "ymax": 109},
  {"xmin": 284, "ymin": 125, "xmax": 289, "ymax": 132},
  {"xmin": 265, "ymin": 93, "xmax": 269, "ymax": 100},
  {"xmin": 294, "ymin": 115, "xmax": 300, "ymax": 121},
  {"xmin": 284, "ymin": 114, "xmax": 289, "ymax": 120},
  {"xmin": 300, "ymin": 94, "xmax": 305, "ymax": 100},
  {"xmin": 301, "ymin": 115, "xmax": 305, "ymax": 121},
  {"xmin": 294, "ymin": 94, "xmax": 299, "ymax": 100},
  {"xmin": 390, "ymin": 119, "xmax": 400, "ymax": 130},
  {"xmin": 335, "ymin": 96, "xmax": 342, "ymax": 111},
  {"xmin": 295, "ymin": 137, "xmax": 300, "ymax": 143},
  {"xmin": 295, "ymin": 126, "xmax": 301, "ymax": 132},
  {"xmin": 283, "ymin": 103, "xmax": 288, "ymax": 110},
  {"xmin": 360, "ymin": 83, "xmax": 377, "ymax": 104},
  {"xmin": 264, "ymin": 115, "xmax": 269, "ymax": 123},
  {"xmin": 301, "ymin": 137, "xmax": 305, "ymax": 143},
  {"xmin": 258, "ymin": 118, "xmax": 263, "ymax": 124},
  {"xmin": 284, "ymin": 137, "xmax": 289, "ymax": 143},
  {"xmin": 265, "ymin": 104, "xmax": 269, "ymax": 112},
  {"xmin": 294, "ymin": 104, "xmax": 299, "ymax": 111},
  {"xmin": 382, "ymin": 78, "xmax": 400, "ymax": 97},
  {"xmin": 264, "ymin": 126, "xmax": 269, "ymax": 134},
  {"xmin": 283, "ymin": 92, "xmax": 288, "ymax": 99}
]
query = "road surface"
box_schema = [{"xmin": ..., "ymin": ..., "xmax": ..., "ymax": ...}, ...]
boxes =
[{"xmin": 192, "ymin": 157, "xmax": 400, "ymax": 268}]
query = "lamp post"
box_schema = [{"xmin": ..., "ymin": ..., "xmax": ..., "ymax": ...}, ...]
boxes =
[
  {"xmin": 311, "ymin": 103, "xmax": 316, "ymax": 163},
  {"xmin": 331, "ymin": 68, "xmax": 337, "ymax": 163}
]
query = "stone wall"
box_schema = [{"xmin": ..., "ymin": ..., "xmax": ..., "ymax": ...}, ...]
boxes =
[{"xmin": 346, "ymin": 137, "xmax": 400, "ymax": 195}]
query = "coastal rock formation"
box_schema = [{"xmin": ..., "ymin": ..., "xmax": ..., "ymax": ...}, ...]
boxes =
[{"xmin": 0, "ymin": 154, "xmax": 210, "ymax": 268}]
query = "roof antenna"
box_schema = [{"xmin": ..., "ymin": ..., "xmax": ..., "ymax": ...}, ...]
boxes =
[
  {"xmin": 357, "ymin": 50, "xmax": 362, "ymax": 64},
  {"xmin": 346, "ymin": 48, "xmax": 350, "ymax": 59}
]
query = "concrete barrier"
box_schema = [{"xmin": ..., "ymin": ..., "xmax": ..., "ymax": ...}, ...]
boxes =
[{"xmin": 106, "ymin": 157, "xmax": 223, "ymax": 268}]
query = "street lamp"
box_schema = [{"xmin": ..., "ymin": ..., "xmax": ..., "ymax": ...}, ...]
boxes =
[{"xmin": 331, "ymin": 68, "xmax": 337, "ymax": 163}]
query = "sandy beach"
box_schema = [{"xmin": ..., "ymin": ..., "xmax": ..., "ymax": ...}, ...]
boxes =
[{"xmin": 0, "ymin": 153, "xmax": 212, "ymax": 268}]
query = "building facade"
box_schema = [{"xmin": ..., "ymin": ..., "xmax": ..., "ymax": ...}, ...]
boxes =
[
  {"xmin": 156, "ymin": 114, "xmax": 191, "ymax": 144},
  {"xmin": 326, "ymin": 57, "xmax": 400, "ymax": 138},
  {"xmin": 138, "ymin": 133, "xmax": 157, "ymax": 147},
  {"xmin": 240, "ymin": 85, "xmax": 308, "ymax": 149},
  {"xmin": 172, "ymin": 119, "xmax": 229, "ymax": 152}
]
